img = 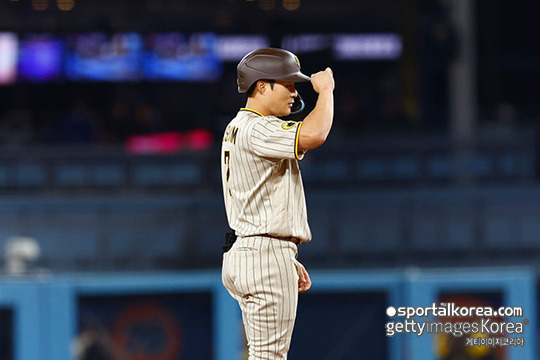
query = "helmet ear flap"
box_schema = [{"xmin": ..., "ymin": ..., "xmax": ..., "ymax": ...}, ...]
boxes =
[{"xmin": 290, "ymin": 93, "xmax": 305, "ymax": 115}]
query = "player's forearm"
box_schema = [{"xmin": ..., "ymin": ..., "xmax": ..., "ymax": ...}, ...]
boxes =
[{"xmin": 298, "ymin": 89, "xmax": 334, "ymax": 151}]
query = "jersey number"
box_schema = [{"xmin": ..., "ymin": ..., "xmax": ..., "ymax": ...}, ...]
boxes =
[{"xmin": 224, "ymin": 150, "xmax": 233, "ymax": 197}]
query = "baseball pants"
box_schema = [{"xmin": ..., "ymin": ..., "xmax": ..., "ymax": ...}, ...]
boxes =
[{"xmin": 222, "ymin": 235, "xmax": 299, "ymax": 360}]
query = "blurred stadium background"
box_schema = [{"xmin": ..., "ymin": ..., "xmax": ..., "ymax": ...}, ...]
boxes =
[{"xmin": 0, "ymin": 0, "xmax": 539, "ymax": 359}]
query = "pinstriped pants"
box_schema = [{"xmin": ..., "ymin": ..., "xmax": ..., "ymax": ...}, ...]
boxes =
[{"xmin": 222, "ymin": 236, "xmax": 299, "ymax": 360}]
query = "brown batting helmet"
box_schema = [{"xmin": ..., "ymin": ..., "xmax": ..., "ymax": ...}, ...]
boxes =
[{"xmin": 237, "ymin": 48, "xmax": 311, "ymax": 93}]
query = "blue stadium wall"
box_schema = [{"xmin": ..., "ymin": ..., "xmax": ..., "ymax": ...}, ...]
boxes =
[{"xmin": 0, "ymin": 268, "xmax": 536, "ymax": 360}]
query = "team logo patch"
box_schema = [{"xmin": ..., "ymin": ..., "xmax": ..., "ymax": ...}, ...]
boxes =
[
  {"xmin": 281, "ymin": 121, "xmax": 297, "ymax": 130},
  {"xmin": 294, "ymin": 55, "xmax": 301, "ymax": 69}
]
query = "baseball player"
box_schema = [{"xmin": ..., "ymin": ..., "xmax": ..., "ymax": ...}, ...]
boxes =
[{"xmin": 221, "ymin": 48, "xmax": 334, "ymax": 359}]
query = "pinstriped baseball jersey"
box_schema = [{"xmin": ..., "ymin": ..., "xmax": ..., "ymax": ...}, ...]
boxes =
[{"xmin": 221, "ymin": 108, "xmax": 312, "ymax": 242}]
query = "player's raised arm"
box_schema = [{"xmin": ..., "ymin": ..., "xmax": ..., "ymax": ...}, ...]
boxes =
[{"xmin": 297, "ymin": 68, "xmax": 335, "ymax": 152}]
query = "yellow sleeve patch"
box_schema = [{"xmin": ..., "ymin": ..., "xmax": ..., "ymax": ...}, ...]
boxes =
[{"xmin": 281, "ymin": 121, "xmax": 297, "ymax": 130}]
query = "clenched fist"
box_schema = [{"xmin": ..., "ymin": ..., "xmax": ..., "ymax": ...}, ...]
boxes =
[{"xmin": 311, "ymin": 67, "xmax": 335, "ymax": 94}]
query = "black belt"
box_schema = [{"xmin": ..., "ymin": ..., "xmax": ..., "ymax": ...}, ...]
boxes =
[{"xmin": 272, "ymin": 235, "xmax": 302, "ymax": 246}]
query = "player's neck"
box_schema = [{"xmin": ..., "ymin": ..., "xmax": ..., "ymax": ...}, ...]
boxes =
[{"xmin": 244, "ymin": 98, "xmax": 270, "ymax": 117}]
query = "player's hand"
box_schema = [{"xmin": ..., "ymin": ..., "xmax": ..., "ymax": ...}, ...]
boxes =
[
  {"xmin": 296, "ymin": 260, "xmax": 312, "ymax": 292},
  {"xmin": 310, "ymin": 67, "xmax": 335, "ymax": 94}
]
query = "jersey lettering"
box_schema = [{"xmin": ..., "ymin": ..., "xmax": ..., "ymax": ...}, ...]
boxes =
[{"xmin": 223, "ymin": 125, "xmax": 239, "ymax": 145}]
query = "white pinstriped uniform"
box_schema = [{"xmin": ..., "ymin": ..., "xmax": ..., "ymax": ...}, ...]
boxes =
[{"xmin": 221, "ymin": 108, "xmax": 311, "ymax": 359}]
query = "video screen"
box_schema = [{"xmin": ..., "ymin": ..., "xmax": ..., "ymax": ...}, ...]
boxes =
[
  {"xmin": 216, "ymin": 35, "xmax": 270, "ymax": 61},
  {"xmin": 65, "ymin": 32, "xmax": 143, "ymax": 81},
  {"xmin": 0, "ymin": 32, "xmax": 18, "ymax": 85},
  {"xmin": 144, "ymin": 32, "xmax": 222, "ymax": 81},
  {"xmin": 333, "ymin": 33, "xmax": 402, "ymax": 60},
  {"xmin": 282, "ymin": 33, "xmax": 403, "ymax": 61},
  {"xmin": 281, "ymin": 34, "xmax": 331, "ymax": 54},
  {"xmin": 18, "ymin": 34, "xmax": 64, "ymax": 82}
]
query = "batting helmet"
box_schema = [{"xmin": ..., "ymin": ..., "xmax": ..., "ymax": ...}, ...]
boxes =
[{"xmin": 237, "ymin": 48, "xmax": 311, "ymax": 94}]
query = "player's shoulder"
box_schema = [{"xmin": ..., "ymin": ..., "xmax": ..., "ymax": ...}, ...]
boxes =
[
  {"xmin": 255, "ymin": 115, "xmax": 300, "ymax": 134},
  {"xmin": 232, "ymin": 110, "xmax": 295, "ymax": 133},
  {"xmin": 260, "ymin": 115, "xmax": 282, "ymax": 124},
  {"xmin": 231, "ymin": 110, "xmax": 259, "ymax": 126},
  {"xmin": 231, "ymin": 111, "xmax": 269, "ymax": 133},
  {"xmin": 246, "ymin": 112, "xmax": 282, "ymax": 125}
]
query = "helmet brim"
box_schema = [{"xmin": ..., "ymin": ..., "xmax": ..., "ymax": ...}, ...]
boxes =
[{"xmin": 277, "ymin": 72, "xmax": 311, "ymax": 83}]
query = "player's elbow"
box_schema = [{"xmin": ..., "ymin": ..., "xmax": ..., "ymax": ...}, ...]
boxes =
[
  {"xmin": 298, "ymin": 131, "xmax": 328, "ymax": 151},
  {"xmin": 312, "ymin": 131, "xmax": 329, "ymax": 147}
]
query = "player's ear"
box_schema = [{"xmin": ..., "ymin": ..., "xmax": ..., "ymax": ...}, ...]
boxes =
[{"xmin": 257, "ymin": 80, "xmax": 266, "ymax": 94}]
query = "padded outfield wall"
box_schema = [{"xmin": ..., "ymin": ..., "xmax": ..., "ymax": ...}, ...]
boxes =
[{"xmin": 0, "ymin": 268, "xmax": 535, "ymax": 360}]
